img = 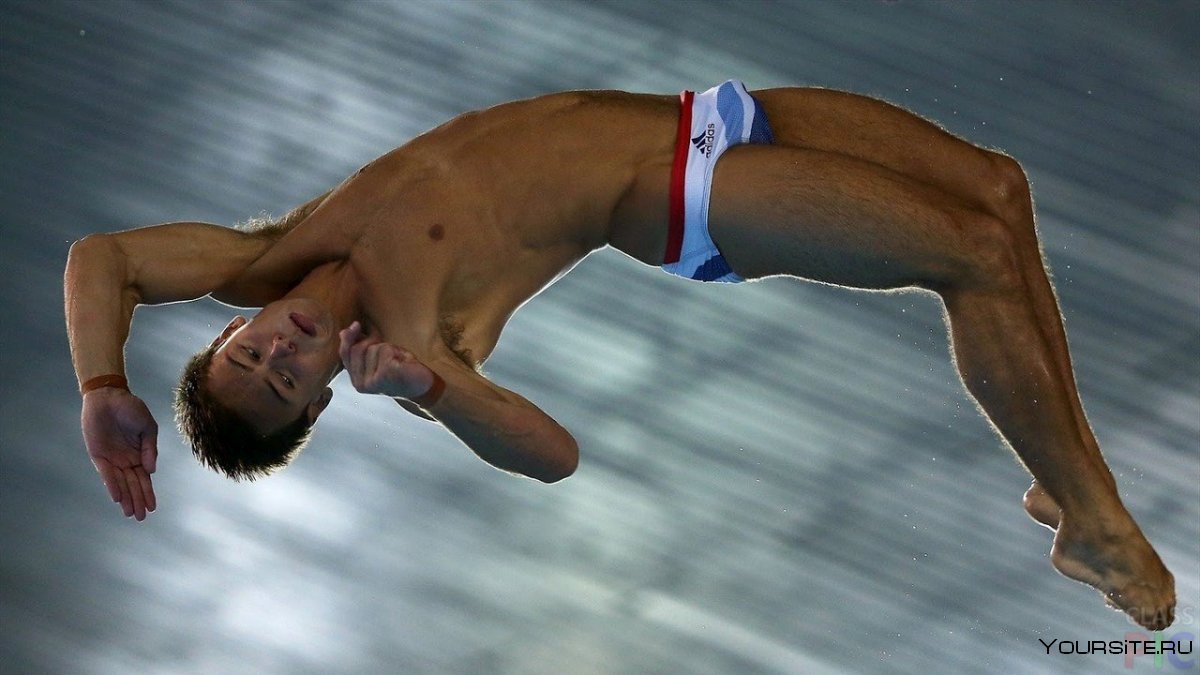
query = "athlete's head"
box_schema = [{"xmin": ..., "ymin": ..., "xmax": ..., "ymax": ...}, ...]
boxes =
[{"xmin": 174, "ymin": 298, "xmax": 342, "ymax": 480}]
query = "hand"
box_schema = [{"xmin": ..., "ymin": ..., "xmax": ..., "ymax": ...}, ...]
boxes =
[
  {"xmin": 339, "ymin": 321, "xmax": 435, "ymax": 399},
  {"xmin": 80, "ymin": 387, "xmax": 158, "ymax": 521}
]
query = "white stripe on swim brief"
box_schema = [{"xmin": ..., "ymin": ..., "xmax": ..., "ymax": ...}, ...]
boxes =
[{"xmin": 663, "ymin": 79, "xmax": 773, "ymax": 284}]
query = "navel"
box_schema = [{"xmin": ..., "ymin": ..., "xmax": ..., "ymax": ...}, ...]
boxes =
[{"xmin": 428, "ymin": 224, "xmax": 445, "ymax": 241}]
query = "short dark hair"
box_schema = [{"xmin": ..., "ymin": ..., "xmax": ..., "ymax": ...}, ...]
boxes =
[{"xmin": 174, "ymin": 345, "xmax": 313, "ymax": 481}]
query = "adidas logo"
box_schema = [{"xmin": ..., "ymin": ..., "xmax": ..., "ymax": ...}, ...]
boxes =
[{"xmin": 691, "ymin": 123, "xmax": 716, "ymax": 158}]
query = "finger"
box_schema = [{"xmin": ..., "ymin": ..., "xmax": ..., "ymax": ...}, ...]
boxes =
[
  {"xmin": 135, "ymin": 467, "xmax": 156, "ymax": 513},
  {"xmin": 141, "ymin": 424, "xmax": 159, "ymax": 474},
  {"xmin": 343, "ymin": 335, "xmax": 363, "ymax": 386},
  {"xmin": 339, "ymin": 321, "xmax": 371, "ymax": 371},
  {"xmin": 364, "ymin": 343, "xmax": 385, "ymax": 380},
  {"xmin": 381, "ymin": 350, "xmax": 408, "ymax": 382},
  {"xmin": 351, "ymin": 336, "xmax": 377, "ymax": 383},
  {"xmin": 339, "ymin": 334, "xmax": 351, "ymax": 367},
  {"xmin": 387, "ymin": 345, "xmax": 414, "ymax": 370},
  {"xmin": 125, "ymin": 467, "xmax": 146, "ymax": 521},
  {"xmin": 114, "ymin": 470, "xmax": 134, "ymax": 517},
  {"xmin": 346, "ymin": 325, "xmax": 377, "ymax": 366},
  {"xmin": 95, "ymin": 459, "xmax": 122, "ymax": 503},
  {"xmin": 338, "ymin": 322, "xmax": 360, "ymax": 366},
  {"xmin": 350, "ymin": 327, "xmax": 377, "ymax": 353}
]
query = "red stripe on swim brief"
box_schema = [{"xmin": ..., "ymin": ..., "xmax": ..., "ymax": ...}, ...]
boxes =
[{"xmin": 664, "ymin": 90, "xmax": 694, "ymax": 265}]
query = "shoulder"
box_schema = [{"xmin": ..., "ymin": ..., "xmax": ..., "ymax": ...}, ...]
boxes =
[
  {"xmin": 238, "ymin": 188, "xmax": 334, "ymax": 239},
  {"xmin": 211, "ymin": 187, "xmax": 349, "ymax": 306}
]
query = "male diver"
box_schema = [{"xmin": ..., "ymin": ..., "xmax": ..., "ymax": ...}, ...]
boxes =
[{"xmin": 64, "ymin": 81, "xmax": 1175, "ymax": 629}]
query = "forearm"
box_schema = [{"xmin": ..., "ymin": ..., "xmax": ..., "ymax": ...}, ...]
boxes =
[
  {"xmin": 395, "ymin": 397, "xmax": 436, "ymax": 421},
  {"xmin": 64, "ymin": 235, "xmax": 138, "ymax": 385},
  {"xmin": 338, "ymin": 324, "xmax": 578, "ymax": 483},
  {"xmin": 422, "ymin": 382, "xmax": 578, "ymax": 483}
]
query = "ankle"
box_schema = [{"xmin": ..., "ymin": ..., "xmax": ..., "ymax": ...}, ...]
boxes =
[{"xmin": 1057, "ymin": 507, "xmax": 1139, "ymax": 541}]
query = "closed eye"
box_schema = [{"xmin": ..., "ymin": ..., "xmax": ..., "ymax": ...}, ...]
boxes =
[{"xmin": 223, "ymin": 353, "xmax": 289, "ymax": 404}]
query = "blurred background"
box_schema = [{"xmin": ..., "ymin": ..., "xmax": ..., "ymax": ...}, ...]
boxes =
[{"xmin": 2, "ymin": 1, "xmax": 1197, "ymax": 673}]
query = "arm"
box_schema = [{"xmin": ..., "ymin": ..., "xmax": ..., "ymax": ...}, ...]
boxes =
[
  {"xmin": 396, "ymin": 398, "xmax": 437, "ymax": 422},
  {"xmin": 65, "ymin": 222, "xmax": 275, "ymax": 383},
  {"xmin": 422, "ymin": 365, "xmax": 579, "ymax": 483},
  {"xmin": 64, "ymin": 222, "xmax": 275, "ymax": 519},
  {"xmin": 340, "ymin": 323, "xmax": 578, "ymax": 483}
]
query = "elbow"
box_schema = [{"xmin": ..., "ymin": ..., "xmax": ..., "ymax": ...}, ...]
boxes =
[
  {"xmin": 68, "ymin": 233, "xmax": 114, "ymax": 261},
  {"xmin": 66, "ymin": 235, "xmax": 98, "ymax": 272},
  {"xmin": 66, "ymin": 234, "xmax": 120, "ymax": 278}
]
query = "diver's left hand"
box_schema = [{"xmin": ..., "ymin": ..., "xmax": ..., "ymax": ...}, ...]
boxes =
[{"xmin": 338, "ymin": 321, "xmax": 435, "ymax": 399}]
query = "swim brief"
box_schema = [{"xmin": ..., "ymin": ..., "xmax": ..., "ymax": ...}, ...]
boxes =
[{"xmin": 662, "ymin": 79, "xmax": 774, "ymax": 283}]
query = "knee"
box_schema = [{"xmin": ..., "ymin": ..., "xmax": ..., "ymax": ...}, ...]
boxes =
[
  {"xmin": 983, "ymin": 152, "xmax": 1034, "ymax": 228},
  {"xmin": 943, "ymin": 211, "xmax": 1025, "ymax": 295}
]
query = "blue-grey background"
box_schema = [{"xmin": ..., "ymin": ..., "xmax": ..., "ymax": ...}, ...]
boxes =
[{"xmin": 1, "ymin": 1, "xmax": 1197, "ymax": 673}]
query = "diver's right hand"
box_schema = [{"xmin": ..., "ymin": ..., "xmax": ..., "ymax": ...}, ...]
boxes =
[{"xmin": 80, "ymin": 387, "xmax": 158, "ymax": 521}]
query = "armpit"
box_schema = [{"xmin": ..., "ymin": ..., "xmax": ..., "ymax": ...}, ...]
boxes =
[
  {"xmin": 439, "ymin": 315, "xmax": 479, "ymax": 371},
  {"xmin": 237, "ymin": 188, "xmax": 334, "ymax": 240}
]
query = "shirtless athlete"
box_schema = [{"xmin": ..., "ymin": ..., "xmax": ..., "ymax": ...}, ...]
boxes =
[{"xmin": 64, "ymin": 81, "xmax": 1175, "ymax": 629}]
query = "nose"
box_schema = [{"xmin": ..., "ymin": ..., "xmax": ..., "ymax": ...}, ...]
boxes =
[{"xmin": 270, "ymin": 335, "xmax": 295, "ymax": 357}]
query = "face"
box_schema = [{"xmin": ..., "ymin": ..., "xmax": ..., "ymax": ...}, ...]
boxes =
[{"xmin": 206, "ymin": 298, "xmax": 340, "ymax": 435}]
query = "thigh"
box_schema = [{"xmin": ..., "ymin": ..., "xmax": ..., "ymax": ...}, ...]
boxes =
[
  {"xmin": 709, "ymin": 144, "xmax": 986, "ymax": 290},
  {"xmin": 752, "ymin": 87, "xmax": 1004, "ymax": 213}
]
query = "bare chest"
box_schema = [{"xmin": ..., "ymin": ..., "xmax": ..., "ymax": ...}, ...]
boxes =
[
  {"xmin": 336, "ymin": 92, "xmax": 682, "ymax": 360},
  {"xmin": 347, "ymin": 209, "xmax": 490, "ymax": 362}
]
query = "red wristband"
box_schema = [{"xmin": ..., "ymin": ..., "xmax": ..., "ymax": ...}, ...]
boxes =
[
  {"xmin": 410, "ymin": 371, "xmax": 445, "ymax": 408},
  {"xmin": 81, "ymin": 374, "xmax": 129, "ymax": 396}
]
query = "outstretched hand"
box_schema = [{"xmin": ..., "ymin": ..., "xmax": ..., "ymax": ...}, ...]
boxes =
[
  {"xmin": 339, "ymin": 321, "xmax": 435, "ymax": 399},
  {"xmin": 80, "ymin": 387, "xmax": 158, "ymax": 521}
]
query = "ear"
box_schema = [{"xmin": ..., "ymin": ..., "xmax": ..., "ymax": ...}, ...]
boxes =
[
  {"xmin": 209, "ymin": 316, "xmax": 248, "ymax": 349},
  {"xmin": 305, "ymin": 386, "xmax": 334, "ymax": 425}
]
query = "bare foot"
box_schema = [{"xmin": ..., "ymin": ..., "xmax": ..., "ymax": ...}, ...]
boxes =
[
  {"xmin": 1023, "ymin": 480, "xmax": 1061, "ymax": 530},
  {"xmin": 1050, "ymin": 517, "xmax": 1176, "ymax": 630}
]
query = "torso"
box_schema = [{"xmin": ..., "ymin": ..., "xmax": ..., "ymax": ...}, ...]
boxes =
[{"xmin": 258, "ymin": 89, "xmax": 683, "ymax": 365}]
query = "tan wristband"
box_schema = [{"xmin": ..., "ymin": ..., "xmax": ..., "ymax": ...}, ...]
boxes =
[
  {"xmin": 410, "ymin": 371, "xmax": 445, "ymax": 408},
  {"xmin": 81, "ymin": 374, "xmax": 129, "ymax": 396}
]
